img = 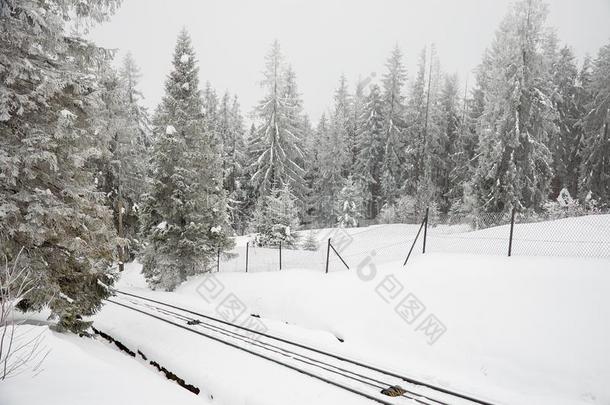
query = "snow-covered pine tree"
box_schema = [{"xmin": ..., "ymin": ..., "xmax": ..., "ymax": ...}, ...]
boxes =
[
  {"xmin": 0, "ymin": 0, "xmax": 121, "ymax": 332},
  {"xmin": 380, "ymin": 46, "xmax": 407, "ymax": 204},
  {"xmin": 402, "ymin": 46, "xmax": 440, "ymax": 216},
  {"xmin": 334, "ymin": 176, "xmax": 364, "ymax": 228},
  {"xmin": 355, "ymin": 84, "xmax": 385, "ymax": 219},
  {"xmin": 252, "ymin": 186, "xmax": 300, "ymax": 248},
  {"xmin": 347, "ymin": 78, "xmax": 366, "ymax": 175},
  {"xmin": 95, "ymin": 58, "xmax": 150, "ymax": 265},
  {"xmin": 433, "ymin": 73, "xmax": 461, "ymax": 214},
  {"xmin": 240, "ymin": 123, "xmax": 260, "ymax": 229},
  {"xmin": 471, "ymin": 0, "xmax": 556, "ymax": 213},
  {"xmin": 404, "ymin": 48, "xmax": 428, "ymax": 196},
  {"xmin": 580, "ymin": 41, "xmax": 610, "ymax": 206},
  {"xmin": 120, "ymin": 52, "xmax": 152, "ymax": 147},
  {"xmin": 218, "ymin": 92, "xmax": 248, "ymax": 233},
  {"xmin": 310, "ymin": 113, "xmax": 331, "ymax": 224},
  {"xmin": 314, "ymin": 77, "xmax": 351, "ymax": 226},
  {"xmin": 331, "ymin": 75, "xmax": 351, "ymax": 177},
  {"xmin": 548, "ymin": 46, "xmax": 589, "ymax": 199},
  {"xmin": 140, "ymin": 30, "xmax": 233, "ymax": 290},
  {"xmin": 250, "ymin": 41, "xmax": 307, "ymax": 205},
  {"xmin": 203, "ymin": 81, "xmax": 219, "ymax": 136}
]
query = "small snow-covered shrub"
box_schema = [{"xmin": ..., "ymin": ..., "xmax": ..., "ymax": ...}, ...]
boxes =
[
  {"xmin": 300, "ymin": 231, "xmax": 320, "ymax": 251},
  {"xmin": 252, "ymin": 186, "xmax": 300, "ymax": 248}
]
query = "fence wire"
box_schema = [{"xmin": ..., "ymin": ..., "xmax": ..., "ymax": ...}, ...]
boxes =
[
  {"xmin": 218, "ymin": 211, "xmax": 610, "ymax": 274},
  {"xmin": 427, "ymin": 211, "xmax": 610, "ymax": 258}
]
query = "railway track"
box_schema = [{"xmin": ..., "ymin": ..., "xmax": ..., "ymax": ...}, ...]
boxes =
[{"xmin": 105, "ymin": 289, "xmax": 498, "ymax": 405}]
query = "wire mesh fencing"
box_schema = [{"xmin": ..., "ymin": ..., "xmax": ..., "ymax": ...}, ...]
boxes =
[
  {"xmin": 426, "ymin": 210, "xmax": 610, "ymax": 259},
  {"xmin": 217, "ymin": 208, "xmax": 609, "ymax": 274}
]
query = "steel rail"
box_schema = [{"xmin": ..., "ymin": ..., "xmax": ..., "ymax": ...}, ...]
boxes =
[
  {"xmin": 113, "ymin": 288, "xmax": 497, "ymax": 405},
  {"xmin": 115, "ymin": 295, "xmax": 443, "ymax": 405},
  {"xmin": 105, "ymin": 298, "xmax": 397, "ymax": 405}
]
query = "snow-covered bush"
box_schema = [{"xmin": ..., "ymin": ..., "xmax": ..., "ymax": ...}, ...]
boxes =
[
  {"xmin": 300, "ymin": 231, "xmax": 320, "ymax": 251},
  {"xmin": 542, "ymin": 188, "xmax": 601, "ymax": 220},
  {"xmin": 1, "ymin": 252, "xmax": 48, "ymax": 380},
  {"xmin": 377, "ymin": 195, "xmax": 421, "ymax": 224}
]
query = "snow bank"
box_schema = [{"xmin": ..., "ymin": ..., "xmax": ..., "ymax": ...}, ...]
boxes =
[{"xmin": 0, "ymin": 325, "xmax": 205, "ymax": 405}]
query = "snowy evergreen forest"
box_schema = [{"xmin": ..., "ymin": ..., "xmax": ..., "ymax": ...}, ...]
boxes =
[{"xmin": 1, "ymin": 0, "xmax": 609, "ymax": 332}]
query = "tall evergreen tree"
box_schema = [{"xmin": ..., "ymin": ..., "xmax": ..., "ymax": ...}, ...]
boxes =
[
  {"xmin": 0, "ymin": 0, "xmax": 120, "ymax": 332},
  {"xmin": 580, "ymin": 41, "xmax": 610, "ymax": 206},
  {"xmin": 404, "ymin": 49, "xmax": 428, "ymax": 195},
  {"xmin": 380, "ymin": 46, "xmax": 407, "ymax": 204},
  {"xmin": 313, "ymin": 77, "xmax": 351, "ymax": 225},
  {"xmin": 218, "ymin": 92, "xmax": 247, "ymax": 232},
  {"xmin": 434, "ymin": 73, "xmax": 462, "ymax": 213},
  {"xmin": 140, "ymin": 30, "xmax": 233, "ymax": 291},
  {"xmin": 120, "ymin": 52, "xmax": 152, "ymax": 147},
  {"xmin": 471, "ymin": 0, "xmax": 556, "ymax": 213},
  {"xmin": 96, "ymin": 54, "xmax": 150, "ymax": 265},
  {"xmin": 330, "ymin": 74, "xmax": 351, "ymax": 177},
  {"xmin": 250, "ymin": 41, "xmax": 307, "ymax": 203},
  {"xmin": 347, "ymin": 78, "xmax": 366, "ymax": 175},
  {"xmin": 355, "ymin": 84, "xmax": 385, "ymax": 219},
  {"xmin": 548, "ymin": 47, "xmax": 588, "ymax": 199}
]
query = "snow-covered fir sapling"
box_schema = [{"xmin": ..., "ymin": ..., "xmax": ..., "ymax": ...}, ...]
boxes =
[
  {"xmin": 301, "ymin": 231, "xmax": 320, "ymax": 251},
  {"xmin": 334, "ymin": 177, "xmax": 364, "ymax": 228},
  {"xmin": 252, "ymin": 186, "xmax": 300, "ymax": 248}
]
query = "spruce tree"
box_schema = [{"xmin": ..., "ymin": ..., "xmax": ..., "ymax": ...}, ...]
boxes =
[
  {"xmin": 548, "ymin": 47, "xmax": 588, "ymax": 199},
  {"xmin": 580, "ymin": 41, "xmax": 610, "ymax": 206},
  {"xmin": 250, "ymin": 41, "xmax": 307, "ymax": 203},
  {"xmin": 355, "ymin": 84, "xmax": 385, "ymax": 219},
  {"xmin": 0, "ymin": 0, "xmax": 120, "ymax": 332},
  {"xmin": 380, "ymin": 46, "xmax": 407, "ymax": 204},
  {"xmin": 314, "ymin": 77, "xmax": 351, "ymax": 225},
  {"xmin": 404, "ymin": 49, "xmax": 428, "ymax": 195},
  {"xmin": 311, "ymin": 114, "xmax": 333, "ymax": 224},
  {"xmin": 433, "ymin": 73, "xmax": 461, "ymax": 214},
  {"xmin": 96, "ymin": 58, "xmax": 149, "ymax": 265},
  {"xmin": 218, "ymin": 92, "xmax": 247, "ymax": 233},
  {"xmin": 140, "ymin": 30, "xmax": 233, "ymax": 291},
  {"xmin": 347, "ymin": 79, "xmax": 366, "ymax": 175},
  {"xmin": 471, "ymin": 0, "xmax": 556, "ymax": 213}
]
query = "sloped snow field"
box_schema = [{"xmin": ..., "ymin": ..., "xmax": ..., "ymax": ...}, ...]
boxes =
[{"xmin": 3, "ymin": 215, "xmax": 609, "ymax": 404}]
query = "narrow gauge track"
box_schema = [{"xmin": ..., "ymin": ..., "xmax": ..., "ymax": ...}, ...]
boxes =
[{"xmin": 105, "ymin": 289, "xmax": 497, "ymax": 405}]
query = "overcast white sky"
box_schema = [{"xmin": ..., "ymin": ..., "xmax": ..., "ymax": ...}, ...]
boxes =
[{"xmin": 89, "ymin": 0, "xmax": 610, "ymax": 122}]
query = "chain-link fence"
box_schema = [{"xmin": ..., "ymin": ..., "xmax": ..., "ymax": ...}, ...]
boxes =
[
  {"xmin": 217, "ymin": 210, "xmax": 610, "ymax": 274},
  {"xmin": 426, "ymin": 210, "xmax": 610, "ymax": 258}
]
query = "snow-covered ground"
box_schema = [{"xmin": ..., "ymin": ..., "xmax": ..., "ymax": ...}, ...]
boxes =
[
  {"xmin": 0, "ymin": 323, "xmax": 205, "ymax": 405},
  {"xmin": 3, "ymin": 216, "xmax": 609, "ymax": 405}
]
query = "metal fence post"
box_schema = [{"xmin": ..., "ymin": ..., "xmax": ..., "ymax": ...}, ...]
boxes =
[
  {"xmin": 330, "ymin": 242, "xmax": 350, "ymax": 270},
  {"xmin": 245, "ymin": 242, "xmax": 249, "ymax": 272},
  {"xmin": 508, "ymin": 207, "xmax": 516, "ymax": 257},
  {"xmin": 422, "ymin": 207, "xmax": 430, "ymax": 254},
  {"xmin": 325, "ymin": 238, "xmax": 331, "ymax": 274},
  {"xmin": 279, "ymin": 241, "xmax": 282, "ymax": 270},
  {"xmin": 403, "ymin": 215, "xmax": 426, "ymax": 266}
]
